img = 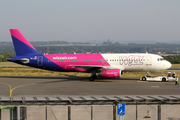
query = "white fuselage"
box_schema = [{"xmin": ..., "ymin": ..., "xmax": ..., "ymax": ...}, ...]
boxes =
[{"xmin": 101, "ymin": 53, "xmax": 171, "ymax": 72}]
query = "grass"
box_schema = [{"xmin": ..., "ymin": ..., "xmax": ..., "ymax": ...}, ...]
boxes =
[
  {"xmin": 0, "ymin": 68, "xmax": 179, "ymax": 77},
  {"xmin": 0, "ymin": 68, "xmax": 91, "ymax": 77},
  {"xmin": 0, "ymin": 62, "xmax": 179, "ymax": 77},
  {"xmin": 171, "ymin": 64, "xmax": 180, "ymax": 68},
  {"xmin": 122, "ymin": 71, "xmax": 180, "ymax": 77},
  {"xmin": 0, "ymin": 62, "xmax": 26, "ymax": 67}
]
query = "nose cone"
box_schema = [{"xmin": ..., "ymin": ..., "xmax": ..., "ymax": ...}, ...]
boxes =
[{"xmin": 165, "ymin": 61, "xmax": 172, "ymax": 69}]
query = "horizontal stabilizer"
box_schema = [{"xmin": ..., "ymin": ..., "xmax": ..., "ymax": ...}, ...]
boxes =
[{"xmin": 7, "ymin": 58, "xmax": 29, "ymax": 64}]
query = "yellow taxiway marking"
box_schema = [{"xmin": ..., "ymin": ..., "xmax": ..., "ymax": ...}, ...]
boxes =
[
  {"xmin": 1, "ymin": 82, "xmax": 36, "ymax": 97},
  {"xmin": 137, "ymin": 80, "xmax": 148, "ymax": 82}
]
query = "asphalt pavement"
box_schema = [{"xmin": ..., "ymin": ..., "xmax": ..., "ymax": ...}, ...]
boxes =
[{"xmin": 0, "ymin": 76, "xmax": 179, "ymax": 96}]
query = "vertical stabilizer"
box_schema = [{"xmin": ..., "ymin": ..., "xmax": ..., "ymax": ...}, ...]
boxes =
[{"xmin": 10, "ymin": 29, "xmax": 41, "ymax": 56}]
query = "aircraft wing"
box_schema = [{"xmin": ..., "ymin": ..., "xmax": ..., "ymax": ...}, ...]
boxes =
[
  {"xmin": 70, "ymin": 65, "xmax": 104, "ymax": 69},
  {"xmin": 70, "ymin": 65, "xmax": 124, "ymax": 71}
]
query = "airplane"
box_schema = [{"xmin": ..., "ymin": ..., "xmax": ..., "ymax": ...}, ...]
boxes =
[{"xmin": 7, "ymin": 29, "xmax": 172, "ymax": 81}]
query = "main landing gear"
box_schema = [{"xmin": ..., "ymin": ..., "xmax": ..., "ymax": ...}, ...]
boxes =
[
  {"xmin": 89, "ymin": 75, "xmax": 97, "ymax": 81},
  {"xmin": 89, "ymin": 71, "xmax": 97, "ymax": 81},
  {"xmin": 147, "ymin": 71, "xmax": 150, "ymax": 77}
]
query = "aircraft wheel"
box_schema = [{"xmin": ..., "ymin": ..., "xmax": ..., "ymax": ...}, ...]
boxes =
[
  {"xmin": 89, "ymin": 77, "xmax": 94, "ymax": 81},
  {"xmin": 162, "ymin": 78, "xmax": 166, "ymax": 82},
  {"xmin": 142, "ymin": 77, "xmax": 146, "ymax": 81},
  {"xmin": 93, "ymin": 75, "xmax": 97, "ymax": 79}
]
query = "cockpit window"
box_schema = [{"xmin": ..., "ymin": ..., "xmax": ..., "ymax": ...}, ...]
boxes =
[{"xmin": 157, "ymin": 58, "xmax": 165, "ymax": 61}]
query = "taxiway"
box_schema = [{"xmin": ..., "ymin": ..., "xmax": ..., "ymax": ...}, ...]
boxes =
[{"xmin": 0, "ymin": 76, "xmax": 179, "ymax": 96}]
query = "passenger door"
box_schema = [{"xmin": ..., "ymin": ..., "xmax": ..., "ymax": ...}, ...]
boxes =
[{"xmin": 146, "ymin": 56, "xmax": 152, "ymax": 65}]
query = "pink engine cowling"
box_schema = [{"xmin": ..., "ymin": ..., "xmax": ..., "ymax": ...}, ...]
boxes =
[{"xmin": 98, "ymin": 69, "xmax": 121, "ymax": 79}]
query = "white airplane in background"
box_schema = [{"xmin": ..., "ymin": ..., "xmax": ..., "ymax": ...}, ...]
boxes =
[{"xmin": 8, "ymin": 29, "xmax": 172, "ymax": 81}]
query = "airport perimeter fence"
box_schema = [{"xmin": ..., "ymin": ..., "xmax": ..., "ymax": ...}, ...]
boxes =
[
  {"xmin": 1, "ymin": 105, "xmax": 180, "ymax": 120},
  {"xmin": 0, "ymin": 95, "xmax": 180, "ymax": 120}
]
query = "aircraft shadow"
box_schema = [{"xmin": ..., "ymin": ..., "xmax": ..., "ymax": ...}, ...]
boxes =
[{"xmin": 0, "ymin": 76, "xmax": 139, "ymax": 84}]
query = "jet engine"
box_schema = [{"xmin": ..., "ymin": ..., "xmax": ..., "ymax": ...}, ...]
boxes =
[{"xmin": 98, "ymin": 69, "xmax": 121, "ymax": 78}]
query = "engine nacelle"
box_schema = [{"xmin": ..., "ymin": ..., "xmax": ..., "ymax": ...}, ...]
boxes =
[{"xmin": 98, "ymin": 69, "xmax": 121, "ymax": 79}]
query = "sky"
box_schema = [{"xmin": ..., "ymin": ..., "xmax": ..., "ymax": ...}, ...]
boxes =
[{"xmin": 1, "ymin": 0, "xmax": 180, "ymax": 43}]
